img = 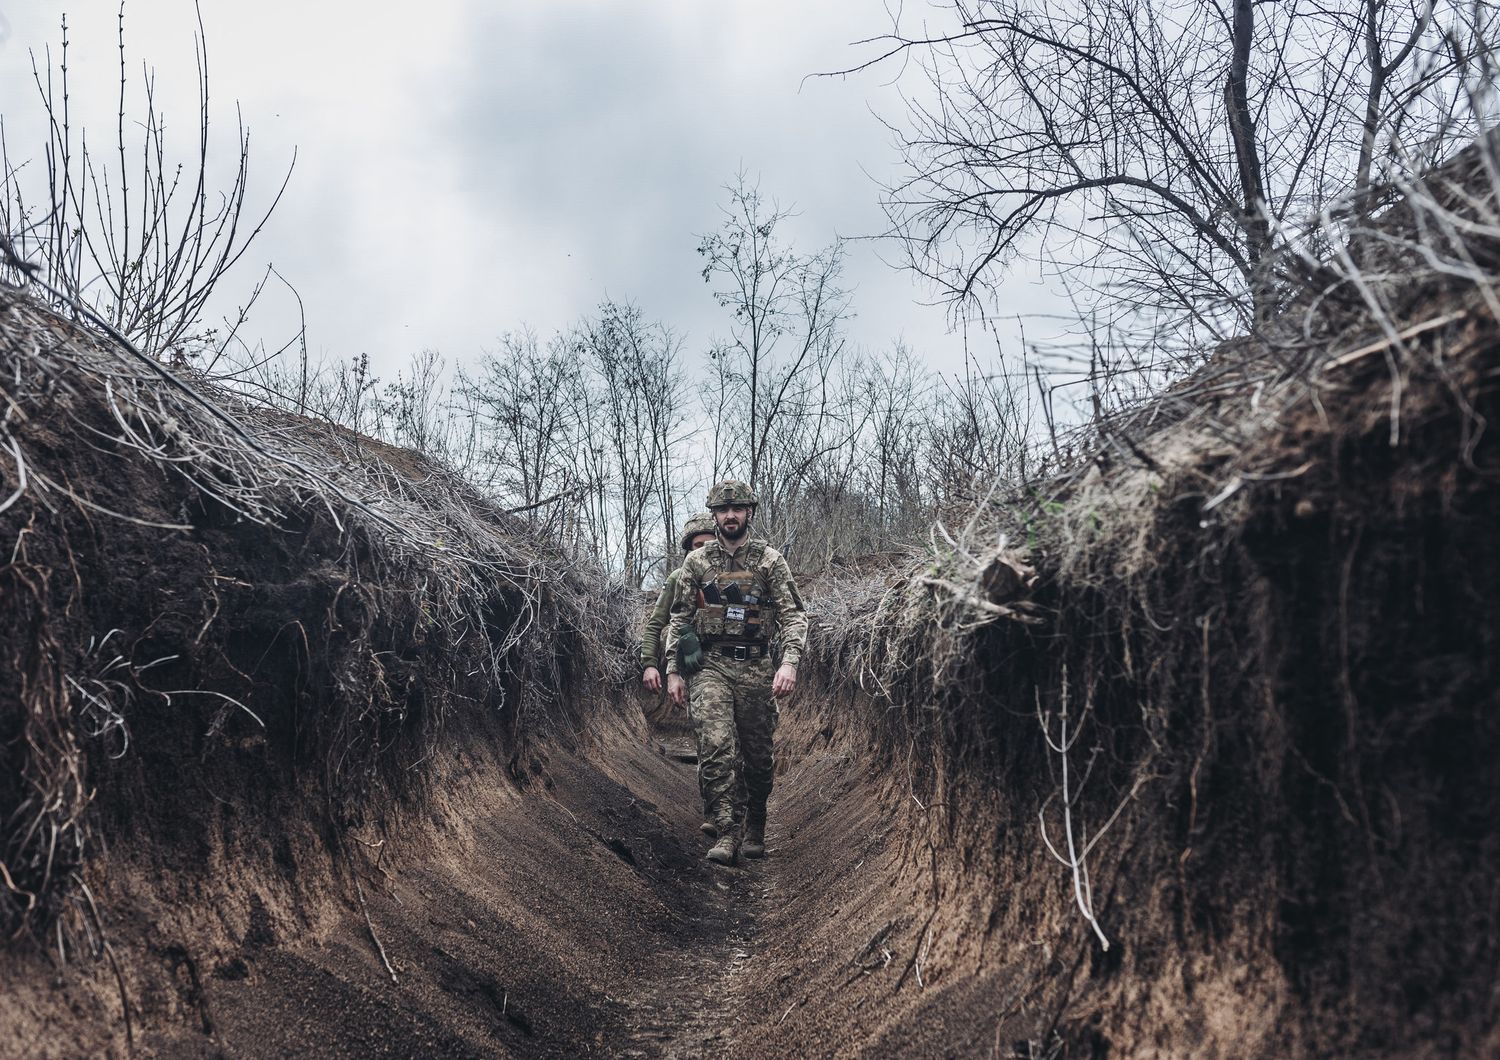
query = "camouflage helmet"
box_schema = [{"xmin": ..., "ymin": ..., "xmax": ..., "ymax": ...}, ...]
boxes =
[
  {"xmin": 705, "ymin": 479, "xmax": 758, "ymax": 510},
  {"xmin": 680, "ymin": 511, "xmax": 717, "ymax": 552}
]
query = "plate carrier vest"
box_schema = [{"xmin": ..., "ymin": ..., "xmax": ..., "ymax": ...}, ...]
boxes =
[{"xmin": 691, "ymin": 543, "xmax": 776, "ymax": 643}]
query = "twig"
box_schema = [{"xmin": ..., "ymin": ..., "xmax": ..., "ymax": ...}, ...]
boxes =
[
  {"xmin": 1039, "ymin": 670, "xmax": 1111, "ymax": 951},
  {"xmin": 101, "ymin": 938, "xmax": 135, "ymax": 1053},
  {"xmin": 504, "ymin": 484, "xmax": 587, "ymax": 516},
  {"xmin": 1320, "ymin": 308, "xmax": 1469, "ymax": 370},
  {"xmin": 353, "ymin": 874, "xmax": 398, "ymax": 984}
]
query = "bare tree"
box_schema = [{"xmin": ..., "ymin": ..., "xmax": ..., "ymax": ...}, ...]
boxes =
[
  {"xmin": 756, "ymin": 340, "xmax": 1037, "ymax": 566},
  {"xmin": 751, "ymin": 351, "xmax": 862, "ymax": 554},
  {"xmin": 329, "ymin": 353, "xmax": 380, "ymax": 443},
  {"xmin": 697, "ymin": 172, "xmax": 852, "ymax": 495},
  {"xmin": 377, "ymin": 348, "xmax": 454, "ymax": 459},
  {"xmin": 757, "ymin": 346, "xmax": 923, "ymax": 564},
  {"xmin": 843, "ymin": 0, "xmax": 1494, "ymax": 351},
  {"xmin": 457, "ymin": 329, "xmax": 585, "ymax": 529},
  {"xmin": 572, "ymin": 300, "xmax": 686, "ymax": 585},
  {"xmin": 927, "ymin": 350, "xmax": 1038, "ymax": 504},
  {"xmin": 855, "ymin": 343, "xmax": 933, "ymax": 535},
  {"xmin": 0, "ymin": 4, "xmax": 293, "ymax": 360}
]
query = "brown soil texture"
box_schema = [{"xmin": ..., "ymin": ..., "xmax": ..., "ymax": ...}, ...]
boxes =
[
  {"xmin": 0, "ymin": 286, "xmax": 1055, "ymax": 1058},
  {"xmin": 3, "ymin": 697, "xmax": 1047, "ymax": 1058}
]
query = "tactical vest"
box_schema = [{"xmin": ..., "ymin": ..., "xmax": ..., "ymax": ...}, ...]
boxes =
[{"xmin": 691, "ymin": 546, "xmax": 776, "ymax": 643}]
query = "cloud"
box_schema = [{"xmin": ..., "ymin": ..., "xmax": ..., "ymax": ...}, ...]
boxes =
[
  {"xmin": 0, "ymin": 1, "xmax": 1049, "ymax": 380},
  {"xmin": 438, "ymin": 2, "xmax": 955, "ymax": 356}
]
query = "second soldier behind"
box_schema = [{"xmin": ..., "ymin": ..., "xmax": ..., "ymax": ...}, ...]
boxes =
[
  {"xmin": 640, "ymin": 512, "xmax": 718, "ymax": 694},
  {"xmin": 640, "ymin": 511, "xmax": 735, "ymax": 835}
]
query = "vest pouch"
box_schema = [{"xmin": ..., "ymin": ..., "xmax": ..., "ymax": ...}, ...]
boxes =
[
  {"xmin": 693, "ymin": 603, "xmax": 727, "ymax": 638},
  {"xmin": 709, "ymin": 571, "xmax": 762, "ymax": 639},
  {"xmin": 677, "ymin": 628, "xmax": 705, "ymax": 674}
]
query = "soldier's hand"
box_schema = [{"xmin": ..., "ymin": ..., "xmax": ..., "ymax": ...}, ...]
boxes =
[
  {"xmin": 772, "ymin": 663, "xmax": 798, "ymax": 700},
  {"xmin": 667, "ymin": 673, "xmax": 688, "ymax": 706},
  {"xmin": 642, "ymin": 666, "xmax": 662, "ymax": 693}
]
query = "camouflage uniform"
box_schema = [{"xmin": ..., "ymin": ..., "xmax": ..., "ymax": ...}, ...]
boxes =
[
  {"xmin": 641, "ymin": 567, "xmax": 742, "ymax": 817},
  {"xmin": 664, "ymin": 537, "xmax": 808, "ymax": 838},
  {"xmin": 640, "ymin": 513, "xmax": 733, "ymax": 819}
]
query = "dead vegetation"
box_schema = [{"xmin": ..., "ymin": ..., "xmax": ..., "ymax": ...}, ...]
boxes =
[
  {"xmin": 800, "ymin": 133, "xmax": 1500, "ymax": 1055},
  {"xmin": 0, "ymin": 283, "xmax": 632, "ymax": 954}
]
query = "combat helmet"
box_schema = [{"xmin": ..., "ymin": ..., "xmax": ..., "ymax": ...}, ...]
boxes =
[
  {"xmin": 680, "ymin": 511, "xmax": 717, "ymax": 553},
  {"xmin": 706, "ymin": 479, "xmax": 758, "ymax": 509}
]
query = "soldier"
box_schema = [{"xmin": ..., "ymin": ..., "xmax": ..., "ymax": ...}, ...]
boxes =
[
  {"xmin": 665, "ymin": 480, "xmax": 808, "ymax": 865},
  {"xmin": 640, "ymin": 511, "xmax": 731, "ymax": 836},
  {"xmin": 640, "ymin": 512, "xmax": 718, "ymax": 694}
]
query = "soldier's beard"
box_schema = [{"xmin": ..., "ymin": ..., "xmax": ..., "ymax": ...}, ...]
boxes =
[{"xmin": 718, "ymin": 515, "xmax": 750, "ymax": 544}]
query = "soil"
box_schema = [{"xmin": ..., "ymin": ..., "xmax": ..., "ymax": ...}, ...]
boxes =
[
  {"xmin": 153, "ymin": 713, "xmax": 774, "ymax": 1059},
  {"xmin": 5, "ymin": 699, "xmax": 1015, "ymax": 1058},
  {"xmin": 0, "ymin": 287, "xmax": 1056, "ymax": 1058}
]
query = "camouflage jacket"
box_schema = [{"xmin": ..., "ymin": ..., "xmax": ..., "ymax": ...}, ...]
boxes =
[
  {"xmin": 664, "ymin": 537, "xmax": 808, "ymax": 675},
  {"xmin": 639, "ymin": 568, "xmax": 681, "ymax": 671}
]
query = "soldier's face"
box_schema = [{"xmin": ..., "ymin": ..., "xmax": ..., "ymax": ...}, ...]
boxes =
[
  {"xmin": 714, "ymin": 504, "xmax": 752, "ymax": 539},
  {"xmin": 687, "ymin": 532, "xmax": 715, "ymax": 552}
]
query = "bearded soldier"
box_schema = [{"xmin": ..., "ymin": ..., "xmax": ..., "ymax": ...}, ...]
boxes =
[{"xmin": 665, "ymin": 480, "xmax": 808, "ymax": 865}]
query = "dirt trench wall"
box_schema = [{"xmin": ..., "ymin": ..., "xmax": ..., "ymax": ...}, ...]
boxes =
[
  {"xmin": 792, "ymin": 308, "xmax": 1500, "ymax": 1056},
  {"xmin": 0, "ymin": 289, "xmax": 635, "ymax": 1053}
]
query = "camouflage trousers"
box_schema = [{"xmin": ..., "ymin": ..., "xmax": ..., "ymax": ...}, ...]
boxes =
[
  {"xmin": 685, "ymin": 653, "xmax": 778, "ymax": 831},
  {"xmin": 689, "ymin": 715, "xmax": 746, "ymax": 819}
]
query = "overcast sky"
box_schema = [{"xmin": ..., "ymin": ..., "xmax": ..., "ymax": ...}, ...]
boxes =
[{"xmin": 0, "ymin": 1, "xmax": 1058, "ymax": 382}]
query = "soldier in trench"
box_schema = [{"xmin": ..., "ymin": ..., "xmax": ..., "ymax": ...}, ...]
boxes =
[
  {"xmin": 640, "ymin": 510, "xmax": 738, "ymax": 835},
  {"xmin": 639, "ymin": 511, "xmax": 718, "ymax": 691},
  {"xmin": 665, "ymin": 480, "xmax": 808, "ymax": 865}
]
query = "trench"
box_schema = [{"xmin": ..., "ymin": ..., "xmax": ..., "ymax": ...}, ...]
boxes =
[
  {"xmin": 0, "ymin": 286, "xmax": 1040, "ymax": 1058},
  {"xmin": 111, "ymin": 704, "xmax": 951, "ymax": 1059},
  {"xmin": 6, "ymin": 253, "xmax": 1500, "ymax": 1056}
]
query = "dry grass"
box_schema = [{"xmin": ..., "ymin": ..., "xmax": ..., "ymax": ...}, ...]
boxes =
[
  {"xmin": 0, "ymin": 284, "xmax": 633, "ymax": 945},
  {"xmin": 801, "ymin": 132, "xmax": 1500, "ymax": 1054}
]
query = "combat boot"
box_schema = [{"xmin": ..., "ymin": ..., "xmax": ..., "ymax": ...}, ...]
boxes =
[
  {"xmin": 706, "ymin": 825, "xmax": 739, "ymax": 865},
  {"xmin": 741, "ymin": 811, "xmax": 766, "ymax": 859},
  {"xmin": 699, "ymin": 820, "xmax": 719, "ymax": 839}
]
